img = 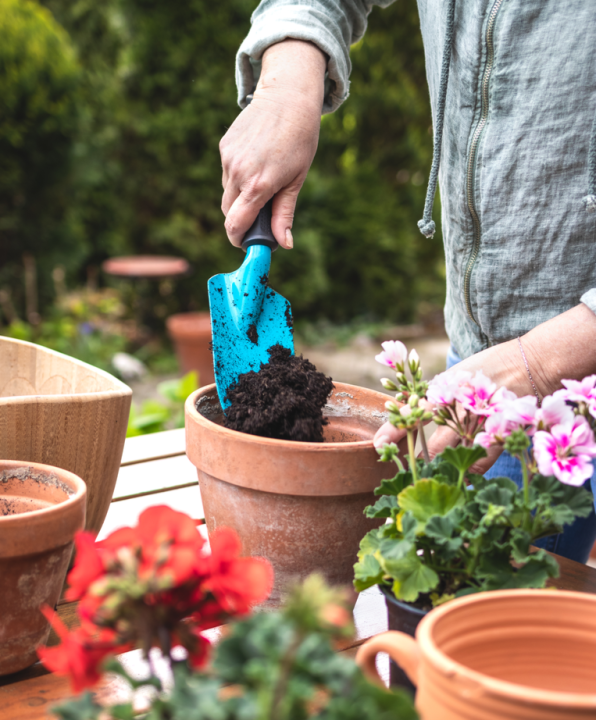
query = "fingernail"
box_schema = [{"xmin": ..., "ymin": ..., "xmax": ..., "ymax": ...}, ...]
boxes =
[
  {"xmin": 374, "ymin": 434, "xmax": 390, "ymax": 449},
  {"xmin": 285, "ymin": 228, "xmax": 293, "ymax": 248}
]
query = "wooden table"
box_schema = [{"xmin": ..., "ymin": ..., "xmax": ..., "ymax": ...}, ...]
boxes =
[{"xmin": 3, "ymin": 428, "xmax": 596, "ymax": 719}]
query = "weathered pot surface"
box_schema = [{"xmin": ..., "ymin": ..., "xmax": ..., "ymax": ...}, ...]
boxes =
[
  {"xmin": 185, "ymin": 382, "xmax": 401, "ymax": 605},
  {"xmin": 380, "ymin": 585, "xmax": 427, "ymax": 692},
  {"xmin": 357, "ymin": 589, "xmax": 596, "ymax": 720},
  {"xmin": 0, "ymin": 460, "xmax": 86, "ymax": 676}
]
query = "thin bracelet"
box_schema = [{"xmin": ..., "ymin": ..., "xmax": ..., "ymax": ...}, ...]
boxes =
[{"xmin": 517, "ymin": 337, "xmax": 541, "ymax": 406}]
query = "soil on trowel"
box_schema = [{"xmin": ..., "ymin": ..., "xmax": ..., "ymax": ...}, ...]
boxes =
[{"xmin": 223, "ymin": 344, "xmax": 334, "ymax": 442}]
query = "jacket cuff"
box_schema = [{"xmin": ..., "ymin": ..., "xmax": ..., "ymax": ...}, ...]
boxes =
[
  {"xmin": 235, "ymin": 6, "xmax": 352, "ymax": 115},
  {"xmin": 580, "ymin": 289, "xmax": 596, "ymax": 316}
]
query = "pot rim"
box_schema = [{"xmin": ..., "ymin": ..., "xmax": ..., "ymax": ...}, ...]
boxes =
[
  {"xmin": 417, "ymin": 588, "xmax": 596, "ymax": 707},
  {"xmin": 186, "ymin": 382, "xmax": 388, "ymax": 450},
  {"xmin": 379, "ymin": 584, "xmax": 428, "ymax": 617},
  {"xmin": 0, "ymin": 459, "xmax": 86, "ymax": 528}
]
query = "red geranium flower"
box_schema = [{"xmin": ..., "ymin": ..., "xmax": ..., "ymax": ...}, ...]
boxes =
[
  {"xmin": 37, "ymin": 607, "xmax": 124, "ymax": 693},
  {"xmin": 65, "ymin": 531, "xmax": 104, "ymax": 602},
  {"xmin": 201, "ymin": 528, "xmax": 273, "ymax": 614}
]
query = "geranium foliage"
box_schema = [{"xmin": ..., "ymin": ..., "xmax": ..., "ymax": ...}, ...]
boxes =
[{"xmin": 355, "ymin": 343, "xmax": 595, "ymax": 606}]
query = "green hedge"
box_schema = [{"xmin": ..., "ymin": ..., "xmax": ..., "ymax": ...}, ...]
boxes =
[{"xmin": 8, "ymin": 0, "xmax": 444, "ymax": 327}]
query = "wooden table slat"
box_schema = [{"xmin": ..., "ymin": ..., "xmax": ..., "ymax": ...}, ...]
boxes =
[
  {"xmin": 112, "ymin": 453, "xmax": 198, "ymax": 501},
  {"xmin": 120, "ymin": 428, "xmax": 186, "ymax": 467}
]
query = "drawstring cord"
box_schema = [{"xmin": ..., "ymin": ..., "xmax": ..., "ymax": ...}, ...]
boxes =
[
  {"xmin": 583, "ymin": 113, "xmax": 596, "ymax": 213},
  {"xmin": 418, "ymin": 0, "xmax": 456, "ymax": 238}
]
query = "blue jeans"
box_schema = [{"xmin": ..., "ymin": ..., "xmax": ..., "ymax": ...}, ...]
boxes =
[{"xmin": 446, "ymin": 346, "xmax": 596, "ymax": 563}]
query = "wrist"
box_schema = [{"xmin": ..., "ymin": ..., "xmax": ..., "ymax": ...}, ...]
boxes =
[{"xmin": 257, "ymin": 39, "xmax": 326, "ymax": 112}]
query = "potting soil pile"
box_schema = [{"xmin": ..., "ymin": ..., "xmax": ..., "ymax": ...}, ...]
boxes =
[{"xmin": 222, "ymin": 344, "xmax": 334, "ymax": 442}]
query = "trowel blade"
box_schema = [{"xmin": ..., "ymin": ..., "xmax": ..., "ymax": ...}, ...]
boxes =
[{"xmin": 208, "ymin": 273, "xmax": 294, "ymax": 410}]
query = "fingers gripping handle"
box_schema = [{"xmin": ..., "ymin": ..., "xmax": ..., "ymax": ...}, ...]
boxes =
[
  {"xmin": 356, "ymin": 632, "xmax": 420, "ymax": 688},
  {"xmin": 241, "ymin": 198, "xmax": 278, "ymax": 252}
]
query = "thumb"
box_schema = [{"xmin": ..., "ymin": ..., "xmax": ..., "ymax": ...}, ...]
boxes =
[{"xmin": 271, "ymin": 182, "xmax": 301, "ymax": 249}]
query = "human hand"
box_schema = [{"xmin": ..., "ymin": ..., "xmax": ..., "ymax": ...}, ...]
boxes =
[
  {"xmin": 373, "ymin": 338, "xmax": 532, "ymax": 475},
  {"xmin": 220, "ymin": 40, "xmax": 326, "ymax": 249},
  {"xmin": 373, "ymin": 303, "xmax": 596, "ymax": 474}
]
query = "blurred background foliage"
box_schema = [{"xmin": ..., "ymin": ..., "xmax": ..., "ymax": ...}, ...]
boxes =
[{"xmin": 0, "ymin": 0, "xmax": 444, "ymax": 337}]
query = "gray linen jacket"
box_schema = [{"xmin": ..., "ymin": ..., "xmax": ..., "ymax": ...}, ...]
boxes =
[{"xmin": 236, "ymin": 0, "xmax": 596, "ymax": 359}]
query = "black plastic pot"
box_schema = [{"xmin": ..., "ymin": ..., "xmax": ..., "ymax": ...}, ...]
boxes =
[{"xmin": 380, "ymin": 585, "xmax": 428, "ymax": 693}]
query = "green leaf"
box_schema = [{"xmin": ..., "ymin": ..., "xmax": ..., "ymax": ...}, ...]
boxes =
[
  {"xmin": 385, "ymin": 551, "xmax": 439, "ymax": 602},
  {"xmin": 353, "ymin": 553, "xmax": 384, "ymax": 592},
  {"xmin": 425, "ymin": 513, "xmax": 464, "ymax": 554},
  {"xmin": 441, "ymin": 445, "xmax": 487, "ymax": 473},
  {"xmin": 158, "ymin": 370, "xmax": 198, "ymax": 402},
  {"xmin": 475, "ymin": 483, "xmax": 514, "ymax": 510},
  {"xmin": 50, "ymin": 693, "xmax": 103, "ymax": 720},
  {"xmin": 358, "ymin": 528, "xmax": 382, "ymax": 559},
  {"xmin": 400, "ymin": 510, "xmax": 418, "ymax": 540},
  {"xmin": 398, "ymin": 478, "xmax": 465, "ymax": 523},
  {"xmin": 364, "ymin": 494, "xmax": 397, "ymax": 518},
  {"xmin": 378, "ymin": 537, "xmax": 414, "ymax": 562},
  {"xmin": 374, "ymin": 470, "xmax": 413, "ymax": 497}
]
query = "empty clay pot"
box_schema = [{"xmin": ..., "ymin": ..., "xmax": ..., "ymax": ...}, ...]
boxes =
[
  {"xmin": 0, "ymin": 460, "xmax": 86, "ymax": 676},
  {"xmin": 167, "ymin": 312, "xmax": 214, "ymax": 386},
  {"xmin": 185, "ymin": 382, "xmax": 399, "ymax": 606},
  {"xmin": 356, "ymin": 589, "xmax": 596, "ymax": 720}
]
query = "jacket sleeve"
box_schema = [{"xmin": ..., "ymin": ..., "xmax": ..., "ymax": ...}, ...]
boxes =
[
  {"xmin": 236, "ymin": 0, "xmax": 398, "ymax": 114},
  {"xmin": 580, "ymin": 289, "xmax": 596, "ymax": 317}
]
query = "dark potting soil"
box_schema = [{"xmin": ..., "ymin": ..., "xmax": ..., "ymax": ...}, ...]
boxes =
[{"xmin": 222, "ymin": 344, "xmax": 334, "ymax": 442}]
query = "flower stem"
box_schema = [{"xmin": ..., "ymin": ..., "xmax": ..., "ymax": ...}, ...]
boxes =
[
  {"xmin": 520, "ymin": 453, "xmax": 531, "ymax": 530},
  {"xmin": 419, "ymin": 425, "xmax": 431, "ymax": 464},
  {"xmin": 407, "ymin": 429, "xmax": 418, "ymax": 482}
]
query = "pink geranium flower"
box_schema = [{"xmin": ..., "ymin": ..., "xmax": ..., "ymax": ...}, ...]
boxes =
[
  {"xmin": 534, "ymin": 394, "xmax": 575, "ymax": 431},
  {"xmin": 458, "ymin": 371, "xmax": 507, "ymax": 416},
  {"xmin": 427, "ymin": 370, "xmax": 472, "ymax": 407},
  {"xmin": 502, "ymin": 395, "xmax": 538, "ymax": 426},
  {"xmin": 533, "ymin": 416, "xmax": 596, "ymax": 486},
  {"xmin": 555, "ymin": 376, "xmax": 596, "ymax": 421},
  {"xmin": 375, "ymin": 341, "xmax": 408, "ymax": 370},
  {"xmin": 475, "ymin": 411, "xmax": 519, "ymax": 448},
  {"xmin": 558, "ymin": 376, "xmax": 596, "ymax": 404}
]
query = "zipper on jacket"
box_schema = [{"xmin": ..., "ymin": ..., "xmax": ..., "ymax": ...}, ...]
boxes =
[{"xmin": 463, "ymin": 0, "xmax": 505, "ymax": 323}]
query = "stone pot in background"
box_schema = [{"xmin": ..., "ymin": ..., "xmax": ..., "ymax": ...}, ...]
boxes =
[
  {"xmin": 0, "ymin": 460, "xmax": 86, "ymax": 676},
  {"xmin": 185, "ymin": 382, "xmax": 401, "ymax": 606},
  {"xmin": 0, "ymin": 337, "xmax": 131, "ymax": 534},
  {"xmin": 167, "ymin": 312, "xmax": 214, "ymax": 386},
  {"xmin": 357, "ymin": 589, "xmax": 596, "ymax": 720}
]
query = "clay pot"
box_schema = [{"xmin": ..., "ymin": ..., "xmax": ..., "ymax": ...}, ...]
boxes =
[
  {"xmin": 0, "ymin": 336, "xmax": 131, "ymax": 534},
  {"xmin": 356, "ymin": 589, "xmax": 596, "ymax": 719},
  {"xmin": 167, "ymin": 312, "xmax": 214, "ymax": 386},
  {"xmin": 0, "ymin": 460, "xmax": 86, "ymax": 676},
  {"xmin": 380, "ymin": 585, "xmax": 427, "ymax": 692},
  {"xmin": 185, "ymin": 382, "xmax": 399, "ymax": 606}
]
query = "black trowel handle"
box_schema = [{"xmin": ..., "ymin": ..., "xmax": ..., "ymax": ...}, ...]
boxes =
[{"xmin": 241, "ymin": 199, "xmax": 279, "ymax": 252}]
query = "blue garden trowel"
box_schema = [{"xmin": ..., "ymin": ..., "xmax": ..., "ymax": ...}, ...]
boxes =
[{"xmin": 208, "ymin": 199, "xmax": 294, "ymax": 411}]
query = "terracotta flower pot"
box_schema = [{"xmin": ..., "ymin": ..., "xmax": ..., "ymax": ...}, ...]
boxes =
[
  {"xmin": 380, "ymin": 585, "xmax": 427, "ymax": 692},
  {"xmin": 0, "ymin": 460, "xmax": 86, "ymax": 676},
  {"xmin": 185, "ymin": 382, "xmax": 399, "ymax": 606},
  {"xmin": 0, "ymin": 336, "xmax": 131, "ymax": 534},
  {"xmin": 357, "ymin": 589, "xmax": 596, "ymax": 719},
  {"xmin": 167, "ymin": 312, "xmax": 214, "ymax": 386}
]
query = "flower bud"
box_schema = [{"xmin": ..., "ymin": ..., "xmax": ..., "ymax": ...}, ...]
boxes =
[
  {"xmin": 380, "ymin": 377, "xmax": 398, "ymax": 391},
  {"xmin": 408, "ymin": 393, "xmax": 419, "ymax": 408},
  {"xmin": 385, "ymin": 400, "xmax": 400, "ymax": 413},
  {"xmin": 408, "ymin": 349, "xmax": 420, "ymax": 373}
]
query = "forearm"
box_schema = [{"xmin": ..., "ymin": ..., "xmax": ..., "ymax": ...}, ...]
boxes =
[{"xmin": 522, "ymin": 303, "xmax": 596, "ymax": 397}]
